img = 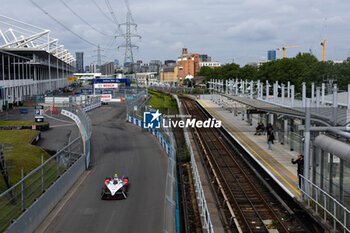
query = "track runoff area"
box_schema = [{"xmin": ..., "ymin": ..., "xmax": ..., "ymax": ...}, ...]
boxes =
[{"xmin": 178, "ymin": 95, "xmax": 323, "ymax": 233}]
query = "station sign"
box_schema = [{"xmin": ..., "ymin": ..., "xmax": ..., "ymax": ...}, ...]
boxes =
[
  {"xmin": 34, "ymin": 105, "xmax": 44, "ymax": 122},
  {"xmin": 94, "ymin": 83, "xmax": 118, "ymax": 89}
]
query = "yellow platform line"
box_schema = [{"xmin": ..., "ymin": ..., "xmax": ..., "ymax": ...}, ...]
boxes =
[{"xmin": 200, "ymin": 100, "xmax": 301, "ymax": 196}]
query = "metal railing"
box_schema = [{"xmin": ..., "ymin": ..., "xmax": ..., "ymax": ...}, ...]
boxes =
[
  {"xmin": 127, "ymin": 114, "xmax": 177, "ymax": 233},
  {"xmin": 162, "ymin": 126, "xmax": 177, "ymax": 233},
  {"xmin": 300, "ymin": 175, "xmax": 350, "ymax": 233},
  {"xmin": 126, "ymin": 91, "xmax": 177, "ymax": 233},
  {"xmin": 0, "ymin": 137, "xmax": 82, "ymax": 232},
  {"xmin": 174, "ymin": 95, "xmax": 214, "ymax": 233},
  {"xmin": 0, "ymin": 98, "xmax": 94, "ymax": 232},
  {"xmin": 126, "ymin": 90, "xmax": 149, "ymax": 119}
]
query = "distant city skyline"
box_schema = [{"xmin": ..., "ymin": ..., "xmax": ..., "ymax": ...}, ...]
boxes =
[{"xmin": 1, "ymin": 0, "xmax": 350, "ymax": 66}]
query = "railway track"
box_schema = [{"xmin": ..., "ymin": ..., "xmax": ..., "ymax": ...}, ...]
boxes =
[{"xmin": 180, "ymin": 96, "xmax": 290, "ymax": 233}]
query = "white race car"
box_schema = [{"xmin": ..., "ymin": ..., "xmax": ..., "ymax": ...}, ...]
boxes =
[{"xmin": 101, "ymin": 175, "xmax": 129, "ymax": 200}]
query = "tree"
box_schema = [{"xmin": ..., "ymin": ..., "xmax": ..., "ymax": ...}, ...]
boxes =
[
  {"xmin": 240, "ymin": 65, "xmax": 258, "ymax": 81},
  {"xmin": 183, "ymin": 78, "xmax": 195, "ymax": 87},
  {"xmin": 189, "ymin": 54, "xmax": 350, "ymax": 94}
]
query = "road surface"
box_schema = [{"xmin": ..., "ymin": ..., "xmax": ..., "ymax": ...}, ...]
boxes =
[{"xmin": 40, "ymin": 103, "xmax": 168, "ymax": 233}]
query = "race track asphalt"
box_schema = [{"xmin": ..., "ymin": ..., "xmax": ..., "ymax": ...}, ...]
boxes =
[{"xmin": 42, "ymin": 103, "xmax": 168, "ymax": 233}]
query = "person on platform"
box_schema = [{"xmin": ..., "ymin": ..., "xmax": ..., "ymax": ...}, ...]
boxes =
[
  {"xmin": 291, "ymin": 154, "xmax": 304, "ymax": 188},
  {"xmin": 254, "ymin": 121, "xmax": 265, "ymax": 135},
  {"xmin": 267, "ymin": 127, "xmax": 274, "ymax": 150}
]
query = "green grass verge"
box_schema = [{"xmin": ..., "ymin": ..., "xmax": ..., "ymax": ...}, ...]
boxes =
[
  {"xmin": 0, "ymin": 130, "xmax": 50, "ymax": 187},
  {"xmin": 148, "ymin": 90, "xmax": 179, "ymax": 115},
  {"xmin": 0, "ymin": 121, "xmax": 46, "ymax": 127}
]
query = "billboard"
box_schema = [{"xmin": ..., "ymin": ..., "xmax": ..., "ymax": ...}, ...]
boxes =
[
  {"xmin": 93, "ymin": 78, "xmax": 130, "ymax": 87},
  {"xmin": 100, "ymin": 94, "xmax": 112, "ymax": 102},
  {"xmin": 94, "ymin": 83, "xmax": 118, "ymax": 89}
]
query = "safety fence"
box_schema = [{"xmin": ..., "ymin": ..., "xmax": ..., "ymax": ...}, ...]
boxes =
[
  {"xmin": 174, "ymin": 95, "xmax": 214, "ymax": 233},
  {"xmin": 300, "ymin": 175, "xmax": 350, "ymax": 233},
  {"xmin": 0, "ymin": 137, "xmax": 82, "ymax": 232},
  {"xmin": 126, "ymin": 90, "xmax": 149, "ymax": 119},
  {"xmin": 127, "ymin": 113, "xmax": 177, "ymax": 233},
  {"xmin": 83, "ymin": 102, "xmax": 101, "ymax": 112},
  {"xmin": 0, "ymin": 99, "xmax": 95, "ymax": 232}
]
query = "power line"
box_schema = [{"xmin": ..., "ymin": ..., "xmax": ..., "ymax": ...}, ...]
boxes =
[
  {"xmin": 29, "ymin": 0, "xmax": 99, "ymax": 47},
  {"xmin": 91, "ymin": 0, "xmax": 114, "ymax": 24},
  {"xmin": 59, "ymin": 0, "xmax": 114, "ymax": 37},
  {"xmin": 105, "ymin": 0, "xmax": 122, "ymax": 34}
]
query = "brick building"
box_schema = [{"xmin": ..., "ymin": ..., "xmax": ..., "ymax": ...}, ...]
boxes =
[
  {"xmin": 160, "ymin": 66, "xmax": 178, "ymax": 86},
  {"xmin": 177, "ymin": 48, "xmax": 199, "ymax": 84}
]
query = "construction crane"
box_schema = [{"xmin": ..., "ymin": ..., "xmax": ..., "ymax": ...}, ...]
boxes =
[
  {"xmin": 321, "ymin": 38, "xmax": 326, "ymax": 62},
  {"xmin": 276, "ymin": 45, "xmax": 300, "ymax": 58}
]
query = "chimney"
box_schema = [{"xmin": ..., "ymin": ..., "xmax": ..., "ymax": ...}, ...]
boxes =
[{"xmin": 182, "ymin": 48, "xmax": 188, "ymax": 55}]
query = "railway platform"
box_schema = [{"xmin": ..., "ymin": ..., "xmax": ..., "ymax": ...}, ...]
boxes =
[{"xmin": 197, "ymin": 98, "xmax": 302, "ymax": 199}]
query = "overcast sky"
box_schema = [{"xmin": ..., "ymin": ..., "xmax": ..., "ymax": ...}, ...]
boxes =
[{"xmin": 1, "ymin": 0, "xmax": 350, "ymax": 66}]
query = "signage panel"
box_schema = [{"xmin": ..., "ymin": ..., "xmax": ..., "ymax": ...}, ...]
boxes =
[
  {"xmin": 93, "ymin": 78, "xmax": 131, "ymax": 87},
  {"xmin": 81, "ymin": 89, "xmax": 113, "ymax": 95},
  {"xmin": 100, "ymin": 94, "xmax": 112, "ymax": 102},
  {"xmin": 68, "ymin": 77, "xmax": 78, "ymax": 82},
  {"xmin": 34, "ymin": 105, "xmax": 44, "ymax": 122},
  {"xmin": 94, "ymin": 83, "xmax": 118, "ymax": 89}
]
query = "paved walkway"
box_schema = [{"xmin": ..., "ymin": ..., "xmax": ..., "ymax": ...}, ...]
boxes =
[
  {"xmin": 198, "ymin": 98, "xmax": 302, "ymax": 198},
  {"xmin": 0, "ymin": 105, "xmax": 79, "ymax": 151}
]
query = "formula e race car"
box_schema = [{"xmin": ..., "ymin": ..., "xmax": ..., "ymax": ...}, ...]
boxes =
[{"xmin": 101, "ymin": 175, "xmax": 129, "ymax": 200}]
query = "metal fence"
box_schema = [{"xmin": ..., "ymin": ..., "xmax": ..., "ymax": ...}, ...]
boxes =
[
  {"xmin": 126, "ymin": 90, "xmax": 149, "ymax": 119},
  {"xmin": 300, "ymin": 175, "xmax": 350, "ymax": 233},
  {"xmin": 0, "ymin": 98, "xmax": 95, "ymax": 232},
  {"xmin": 174, "ymin": 95, "xmax": 214, "ymax": 233},
  {"xmin": 0, "ymin": 137, "xmax": 82, "ymax": 232},
  {"xmin": 149, "ymin": 85, "xmax": 208, "ymax": 95},
  {"xmin": 127, "ymin": 114, "xmax": 177, "ymax": 233},
  {"xmin": 162, "ymin": 126, "xmax": 177, "ymax": 233},
  {"xmin": 126, "ymin": 91, "xmax": 177, "ymax": 233}
]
